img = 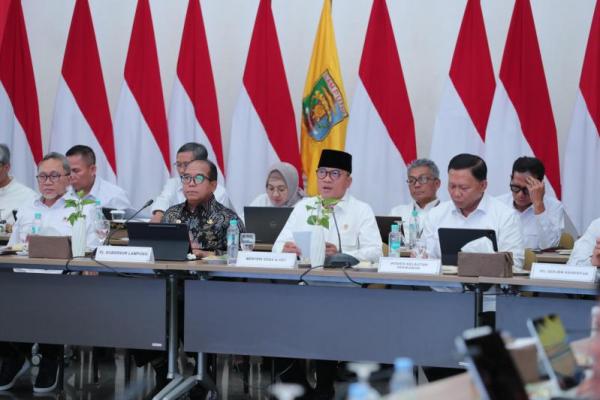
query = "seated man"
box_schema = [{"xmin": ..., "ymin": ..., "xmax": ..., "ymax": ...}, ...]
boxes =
[
  {"xmin": 496, "ymin": 156, "xmax": 564, "ymax": 250},
  {"xmin": 163, "ymin": 159, "xmax": 244, "ymax": 257},
  {"xmin": 422, "ymin": 153, "xmax": 524, "ymax": 268},
  {"xmin": 568, "ymin": 218, "xmax": 600, "ymax": 266},
  {"xmin": 133, "ymin": 159, "xmax": 243, "ymax": 395},
  {"xmin": 150, "ymin": 142, "xmax": 230, "ymax": 222},
  {"xmin": 389, "ymin": 158, "xmax": 441, "ymax": 222},
  {"xmin": 274, "ymin": 149, "xmax": 382, "ymax": 263},
  {"xmin": 66, "ymin": 144, "xmax": 131, "ymax": 210},
  {"xmin": 273, "ymin": 149, "xmax": 382, "ymax": 399},
  {"xmin": 0, "ymin": 143, "xmax": 37, "ymax": 224},
  {"xmin": 1, "ymin": 152, "xmax": 96, "ymax": 393}
]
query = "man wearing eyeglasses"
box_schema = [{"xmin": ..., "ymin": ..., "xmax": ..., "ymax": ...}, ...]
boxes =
[
  {"xmin": 496, "ymin": 157, "xmax": 564, "ymax": 250},
  {"xmin": 273, "ymin": 149, "xmax": 382, "ymax": 263},
  {"xmin": 66, "ymin": 145, "xmax": 131, "ymax": 210},
  {"xmin": 273, "ymin": 149, "xmax": 381, "ymax": 399},
  {"xmin": 150, "ymin": 142, "xmax": 230, "ymax": 223},
  {"xmin": 160, "ymin": 159, "xmax": 243, "ymax": 258},
  {"xmin": 389, "ymin": 158, "xmax": 441, "ymax": 223},
  {"xmin": 132, "ymin": 159, "xmax": 242, "ymax": 395},
  {"xmin": 1, "ymin": 152, "xmax": 96, "ymax": 394}
]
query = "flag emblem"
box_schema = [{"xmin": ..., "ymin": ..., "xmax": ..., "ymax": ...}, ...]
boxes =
[{"xmin": 302, "ymin": 70, "xmax": 348, "ymax": 141}]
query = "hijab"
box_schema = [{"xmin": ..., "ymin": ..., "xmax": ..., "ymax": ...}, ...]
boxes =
[{"xmin": 266, "ymin": 162, "xmax": 304, "ymax": 207}]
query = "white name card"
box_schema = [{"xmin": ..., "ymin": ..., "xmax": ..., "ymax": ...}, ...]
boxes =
[
  {"xmin": 378, "ymin": 257, "xmax": 441, "ymax": 275},
  {"xmin": 235, "ymin": 251, "xmax": 296, "ymax": 269},
  {"xmin": 530, "ymin": 263, "xmax": 597, "ymax": 283},
  {"xmin": 95, "ymin": 246, "xmax": 155, "ymax": 263}
]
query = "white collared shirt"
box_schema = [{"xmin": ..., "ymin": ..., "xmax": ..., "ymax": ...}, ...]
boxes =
[
  {"xmin": 568, "ymin": 218, "xmax": 600, "ymax": 265},
  {"xmin": 389, "ymin": 198, "xmax": 440, "ymax": 223},
  {"xmin": 0, "ymin": 177, "xmax": 37, "ymax": 224},
  {"xmin": 496, "ymin": 192, "xmax": 564, "ymax": 250},
  {"xmin": 272, "ymin": 193, "xmax": 383, "ymax": 263},
  {"xmin": 8, "ymin": 194, "xmax": 97, "ymax": 249},
  {"xmin": 151, "ymin": 176, "xmax": 231, "ymax": 214},
  {"xmin": 70, "ymin": 177, "xmax": 132, "ymax": 210},
  {"xmin": 422, "ymin": 194, "xmax": 524, "ymax": 268}
]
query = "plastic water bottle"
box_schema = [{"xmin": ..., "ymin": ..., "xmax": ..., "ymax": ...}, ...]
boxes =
[
  {"xmin": 94, "ymin": 200, "xmax": 104, "ymax": 222},
  {"xmin": 347, "ymin": 382, "xmax": 370, "ymax": 400},
  {"xmin": 408, "ymin": 210, "xmax": 420, "ymax": 248},
  {"xmin": 388, "ymin": 224, "xmax": 402, "ymax": 258},
  {"xmin": 389, "ymin": 357, "xmax": 416, "ymax": 394},
  {"xmin": 31, "ymin": 212, "xmax": 42, "ymax": 235},
  {"xmin": 227, "ymin": 219, "xmax": 240, "ymax": 265},
  {"xmin": 346, "ymin": 362, "xmax": 381, "ymax": 400}
]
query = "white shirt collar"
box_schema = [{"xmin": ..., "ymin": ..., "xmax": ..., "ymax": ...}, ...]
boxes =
[{"xmin": 412, "ymin": 198, "xmax": 440, "ymax": 213}]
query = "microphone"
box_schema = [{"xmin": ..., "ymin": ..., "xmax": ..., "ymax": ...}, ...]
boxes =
[
  {"xmin": 104, "ymin": 199, "xmax": 154, "ymax": 247},
  {"xmin": 324, "ymin": 205, "xmax": 359, "ymax": 268}
]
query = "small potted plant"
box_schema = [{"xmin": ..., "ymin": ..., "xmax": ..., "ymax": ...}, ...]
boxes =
[
  {"xmin": 65, "ymin": 190, "xmax": 95, "ymax": 257},
  {"xmin": 305, "ymin": 196, "xmax": 339, "ymax": 266}
]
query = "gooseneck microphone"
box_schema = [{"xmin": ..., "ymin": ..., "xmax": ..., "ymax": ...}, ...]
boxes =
[
  {"xmin": 104, "ymin": 199, "xmax": 154, "ymax": 247},
  {"xmin": 324, "ymin": 205, "xmax": 359, "ymax": 268}
]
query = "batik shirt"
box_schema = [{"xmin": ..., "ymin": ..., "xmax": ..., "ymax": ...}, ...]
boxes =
[{"xmin": 162, "ymin": 195, "xmax": 244, "ymax": 251}]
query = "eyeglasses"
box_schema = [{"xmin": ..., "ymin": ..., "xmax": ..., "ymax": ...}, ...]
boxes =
[
  {"xmin": 181, "ymin": 174, "xmax": 210, "ymax": 185},
  {"xmin": 174, "ymin": 161, "xmax": 191, "ymax": 170},
  {"xmin": 36, "ymin": 173, "xmax": 69, "ymax": 183},
  {"xmin": 407, "ymin": 176, "xmax": 437, "ymax": 185},
  {"xmin": 267, "ymin": 185, "xmax": 288, "ymax": 194},
  {"xmin": 316, "ymin": 168, "xmax": 346, "ymax": 180},
  {"xmin": 509, "ymin": 184, "xmax": 529, "ymax": 195}
]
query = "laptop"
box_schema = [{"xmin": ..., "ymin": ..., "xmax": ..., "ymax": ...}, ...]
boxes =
[
  {"xmin": 438, "ymin": 228, "xmax": 498, "ymax": 266},
  {"xmin": 376, "ymin": 216, "xmax": 403, "ymax": 245},
  {"xmin": 244, "ymin": 207, "xmax": 293, "ymax": 244},
  {"xmin": 126, "ymin": 222, "xmax": 190, "ymax": 261},
  {"xmin": 456, "ymin": 326, "xmax": 529, "ymax": 400},
  {"xmin": 527, "ymin": 314, "xmax": 585, "ymax": 394}
]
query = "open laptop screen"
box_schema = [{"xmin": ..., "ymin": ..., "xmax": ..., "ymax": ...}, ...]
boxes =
[
  {"xmin": 244, "ymin": 207, "xmax": 293, "ymax": 244},
  {"xmin": 438, "ymin": 228, "xmax": 498, "ymax": 265}
]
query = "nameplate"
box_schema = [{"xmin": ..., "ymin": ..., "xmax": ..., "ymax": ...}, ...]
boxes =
[
  {"xmin": 378, "ymin": 257, "xmax": 441, "ymax": 275},
  {"xmin": 95, "ymin": 246, "xmax": 155, "ymax": 263},
  {"xmin": 530, "ymin": 263, "xmax": 596, "ymax": 283},
  {"xmin": 235, "ymin": 251, "xmax": 296, "ymax": 269}
]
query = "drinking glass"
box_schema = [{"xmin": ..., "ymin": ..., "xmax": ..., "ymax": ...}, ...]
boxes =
[
  {"xmin": 412, "ymin": 238, "xmax": 428, "ymax": 259},
  {"xmin": 95, "ymin": 219, "xmax": 111, "ymax": 246},
  {"xmin": 240, "ymin": 233, "xmax": 256, "ymax": 252}
]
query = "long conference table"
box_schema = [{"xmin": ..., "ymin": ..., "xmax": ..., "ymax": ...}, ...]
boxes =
[{"xmin": 0, "ymin": 255, "xmax": 596, "ymax": 395}]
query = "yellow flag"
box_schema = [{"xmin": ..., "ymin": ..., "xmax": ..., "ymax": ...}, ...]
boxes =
[{"xmin": 300, "ymin": 0, "xmax": 348, "ymax": 196}]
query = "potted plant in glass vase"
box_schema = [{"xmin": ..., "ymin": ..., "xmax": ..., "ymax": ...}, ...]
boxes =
[
  {"xmin": 305, "ymin": 196, "xmax": 338, "ymax": 267},
  {"xmin": 66, "ymin": 190, "xmax": 95, "ymax": 257}
]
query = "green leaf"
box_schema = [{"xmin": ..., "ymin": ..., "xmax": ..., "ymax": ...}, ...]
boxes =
[
  {"xmin": 307, "ymin": 215, "xmax": 318, "ymax": 226},
  {"xmin": 64, "ymin": 199, "xmax": 77, "ymax": 209},
  {"xmin": 67, "ymin": 214, "xmax": 77, "ymax": 226},
  {"xmin": 318, "ymin": 218, "xmax": 329, "ymax": 229},
  {"xmin": 322, "ymin": 198, "xmax": 339, "ymax": 208},
  {"xmin": 305, "ymin": 205, "xmax": 316, "ymax": 211},
  {"xmin": 81, "ymin": 199, "xmax": 96, "ymax": 206}
]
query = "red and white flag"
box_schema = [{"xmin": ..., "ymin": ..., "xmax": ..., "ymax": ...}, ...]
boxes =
[
  {"xmin": 484, "ymin": 0, "xmax": 561, "ymax": 198},
  {"xmin": 169, "ymin": 0, "xmax": 224, "ymax": 180},
  {"xmin": 345, "ymin": 0, "xmax": 416, "ymax": 214},
  {"xmin": 114, "ymin": 0, "xmax": 170, "ymax": 208},
  {"xmin": 0, "ymin": 0, "xmax": 42, "ymax": 189},
  {"xmin": 563, "ymin": 0, "xmax": 600, "ymax": 234},
  {"xmin": 430, "ymin": 0, "xmax": 495, "ymax": 199},
  {"xmin": 227, "ymin": 0, "xmax": 301, "ymax": 213},
  {"xmin": 49, "ymin": 0, "xmax": 116, "ymax": 182}
]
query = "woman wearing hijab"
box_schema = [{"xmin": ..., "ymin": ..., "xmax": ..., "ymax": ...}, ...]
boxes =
[{"xmin": 249, "ymin": 162, "xmax": 304, "ymax": 207}]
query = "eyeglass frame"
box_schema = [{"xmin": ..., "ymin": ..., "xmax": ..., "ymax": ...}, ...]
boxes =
[
  {"xmin": 316, "ymin": 168, "xmax": 348, "ymax": 181},
  {"xmin": 509, "ymin": 184, "xmax": 529, "ymax": 196},
  {"xmin": 406, "ymin": 175, "xmax": 438, "ymax": 186},
  {"xmin": 36, "ymin": 173, "xmax": 70, "ymax": 183},
  {"xmin": 181, "ymin": 173, "xmax": 212, "ymax": 185}
]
